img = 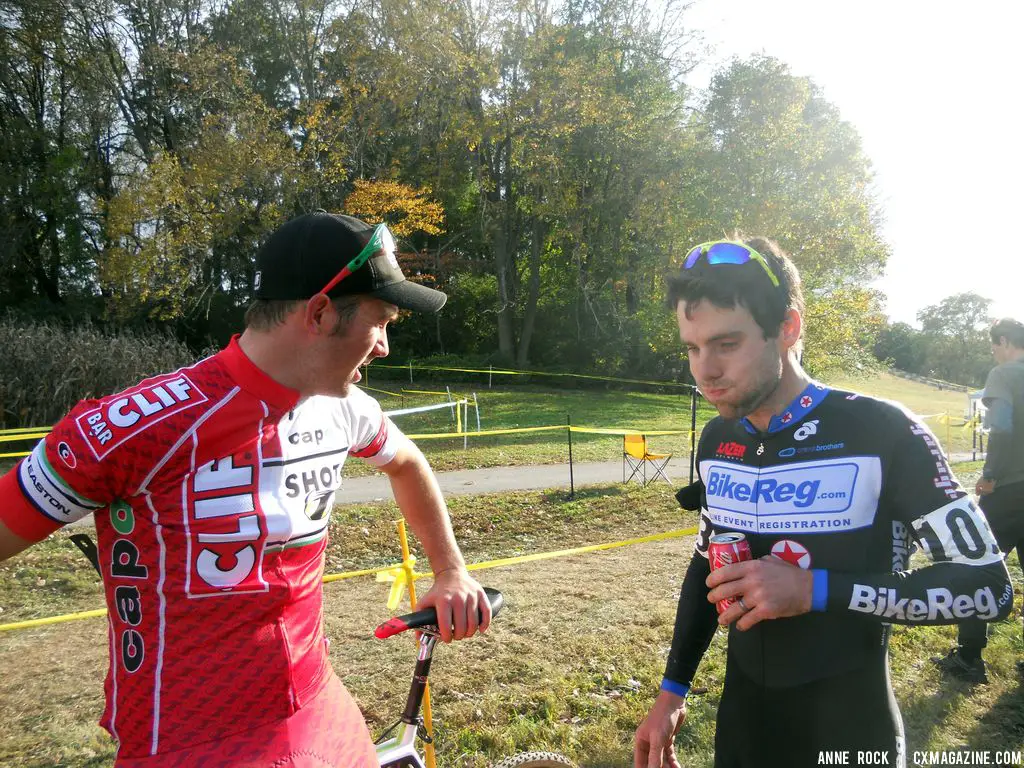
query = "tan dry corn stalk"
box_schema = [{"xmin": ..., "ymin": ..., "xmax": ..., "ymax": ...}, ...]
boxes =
[{"xmin": 0, "ymin": 318, "xmax": 195, "ymax": 428}]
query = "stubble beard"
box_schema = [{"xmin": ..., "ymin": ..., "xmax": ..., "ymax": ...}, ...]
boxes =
[{"xmin": 713, "ymin": 351, "xmax": 783, "ymax": 421}]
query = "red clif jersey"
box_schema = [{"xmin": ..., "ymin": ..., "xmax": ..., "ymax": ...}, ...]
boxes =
[{"xmin": 1, "ymin": 337, "xmax": 402, "ymax": 759}]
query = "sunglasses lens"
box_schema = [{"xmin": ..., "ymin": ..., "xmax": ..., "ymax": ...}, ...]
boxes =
[
  {"xmin": 683, "ymin": 245, "xmax": 703, "ymax": 269},
  {"xmin": 705, "ymin": 242, "xmax": 751, "ymax": 265}
]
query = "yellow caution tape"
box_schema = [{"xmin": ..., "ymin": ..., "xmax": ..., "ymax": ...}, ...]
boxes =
[
  {"xmin": 0, "ymin": 426, "xmax": 52, "ymax": 435},
  {"xmin": 0, "ymin": 451, "xmax": 30, "ymax": 459},
  {"xmin": 0, "ymin": 432, "xmax": 48, "ymax": 444},
  {"xmin": 372, "ymin": 527, "xmax": 698, "ymax": 607},
  {"xmin": 0, "ymin": 608, "xmax": 108, "ymax": 632},
  {"xmin": 462, "ymin": 527, "xmax": 698, "ymax": 571},
  {"xmin": 570, "ymin": 427, "xmax": 690, "ymax": 437},
  {"xmin": 405, "ymin": 424, "xmax": 568, "ymax": 440},
  {"xmin": 403, "ymin": 389, "xmax": 458, "ymax": 397},
  {"xmin": 375, "ymin": 556, "xmax": 418, "ymax": 610},
  {"xmin": 360, "ymin": 385, "xmax": 402, "ymax": 398},
  {"xmin": 0, "ymin": 527, "xmax": 698, "ymax": 633},
  {"xmin": 405, "ymin": 424, "xmax": 693, "ymax": 440}
]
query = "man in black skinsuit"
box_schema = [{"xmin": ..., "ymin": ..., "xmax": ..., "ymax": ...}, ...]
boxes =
[{"xmin": 632, "ymin": 237, "xmax": 1012, "ymax": 768}]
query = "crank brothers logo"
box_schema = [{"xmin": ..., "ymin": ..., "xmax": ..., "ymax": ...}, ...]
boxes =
[
  {"xmin": 778, "ymin": 441, "xmax": 845, "ymax": 458},
  {"xmin": 793, "ymin": 419, "xmax": 819, "ymax": 441},
  {"xmin": 699, "ymin": 457, "xmax": 881, "ymax": 534},
  {"xmin": 848, "ymin": 584, "xmax": 1002, "ymax": 622}
]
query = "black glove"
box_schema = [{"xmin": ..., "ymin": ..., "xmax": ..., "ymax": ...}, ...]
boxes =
[{"xmin": 675, "ymin": 480, "xmax": 703, "ymax": 511}]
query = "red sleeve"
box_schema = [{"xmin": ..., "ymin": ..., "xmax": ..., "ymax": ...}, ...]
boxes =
[{"xmin": 0, "ymin": 463, "xmax": 62, "ymax": 541}]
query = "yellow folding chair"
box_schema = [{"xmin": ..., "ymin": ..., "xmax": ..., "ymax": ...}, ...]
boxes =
[{"xmin": 622, "ymin": 433, "xmax": 672, "ymax": 486}]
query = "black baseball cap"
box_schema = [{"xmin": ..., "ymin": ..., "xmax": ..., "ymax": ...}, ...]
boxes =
[{"xmin": 253, "ymin": 211, "xmax": 447, "ymax": 313}]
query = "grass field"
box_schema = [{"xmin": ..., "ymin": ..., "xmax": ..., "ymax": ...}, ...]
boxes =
[
  {"xmin": 2, "ymin": 463, "xmax": 1022, "ymax": 767},
  {"xmin": 0, "ymin": 367, "xmax": 980, "ymax": 481},
  {"xmin": 352, "ymin": 368, "xmax": 981, "ymax": 477}
]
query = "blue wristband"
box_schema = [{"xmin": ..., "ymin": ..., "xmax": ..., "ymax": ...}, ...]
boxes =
[
  {"xmin": 660, "ymin": 678, "xmax": 690, "ymax": 698},
  {"xmin": 811, "ymin": 569, "xmax": 828, "ymax": 612}
]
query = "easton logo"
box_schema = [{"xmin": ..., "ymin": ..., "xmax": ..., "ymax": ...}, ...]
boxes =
[{"xmin": 76, "ymin": 375, "xmax": 207, "ymax": 459}]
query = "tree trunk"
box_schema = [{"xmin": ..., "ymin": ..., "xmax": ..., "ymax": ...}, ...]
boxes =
[
  {"xmin": 494, "ymin": 230, "xmax": 515, "ymax": 360},
  {"xmin": 516, "ymin": 214, "xmax": 545, "ymax": 367}
]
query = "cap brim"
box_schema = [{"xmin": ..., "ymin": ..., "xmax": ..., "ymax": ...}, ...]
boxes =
[{"xmin": 372, "ymin": 280, "xmax": 447, "ymax": 313}]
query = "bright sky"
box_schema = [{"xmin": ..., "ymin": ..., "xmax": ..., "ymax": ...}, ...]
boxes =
[{"xmin": 683, "ymin": 0, "xmax": 1022, "ymax": 327}]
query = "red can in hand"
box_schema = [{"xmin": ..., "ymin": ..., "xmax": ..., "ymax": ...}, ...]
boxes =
[{"xmin": 708, "ymin": 532, "xmax": 752, "ymax": 615}]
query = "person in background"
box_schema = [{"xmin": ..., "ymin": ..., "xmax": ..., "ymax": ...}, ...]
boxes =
[{"xmin": 934, "ymin": 317, "xmax": 1024, "ymax": 683}]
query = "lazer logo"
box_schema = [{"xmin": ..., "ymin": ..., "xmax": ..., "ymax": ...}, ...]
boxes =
[
  {"xmin": 848, "ymin": 585, "xmax": 1000, "ymax": 621},
  {"xmin": 794, "ymin": 420, "xmax": 819, "ymax": 441},
  {"xmin": 76, "ymin": 374, "xmax": 207, "ymax": 459},
  {"xmin": 188, "ymin": 454, "xmax": 267, "ymax": 597},
  {"xmin": 715, "ymin": 441, "xmax": 747, "ymax": 459},
  {"xmin": 706, "ymin": 470, "xmax": 843, "ymax": 509}
]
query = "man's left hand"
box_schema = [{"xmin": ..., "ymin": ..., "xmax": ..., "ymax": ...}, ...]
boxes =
[
  {"xmin": 416, "ymin": 567, "xmax": 491, "ymax": 643},
  {"xmin": 976, "ymin": 477, "xmax": 996, "ymax": 496},
  {"xmin": 706, "ymin": 555, "xmax": 813, "ymax": 631}
]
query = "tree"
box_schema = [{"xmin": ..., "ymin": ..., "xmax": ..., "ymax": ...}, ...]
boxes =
[
  {"xmin": 684, "ymin": 55, "xmax": 890, "ymax": 375},
  {"xmin": 916, "ymin": 292, "xmax": 992, "ymax": 385},
  {"xmin": 874, "ymin": 321, "xmax": 928, "ymax": 374}
]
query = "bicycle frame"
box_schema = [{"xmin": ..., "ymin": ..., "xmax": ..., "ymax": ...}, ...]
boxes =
[{"xmin": 376, "ymin": 630, "xmax": 438, "ymax": 768}]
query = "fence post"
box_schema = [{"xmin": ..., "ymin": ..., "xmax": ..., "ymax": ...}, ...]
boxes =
[
  {"xmin": 473, "ymin": 392, "xmax": 481, "ymax": 432},
  {"xmin": 567, "ymin": 414, "xmax": 575, "ymax": 500},
  {"xmin": 689, "ymin": 388, "xmax": 698, "ymax": 485},
  {"xmin": 972, "ymin": 399, "xmax": 977, "ymax": 462},
  {"xmin": 409, "ymin": 360, "xmax": 413, "ymax": 384},
  {"xmin": 489, "ymin": 365, "xmax": 493, "ymax": 389}
]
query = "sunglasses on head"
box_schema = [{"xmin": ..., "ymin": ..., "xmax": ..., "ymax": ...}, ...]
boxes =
[
  {"xmin": 319, "ymin": 223, "xmax": 397, "ymax": 295},
  {"xmin": 682, "ymin": 240, "xmax": 780, "ymax": 288}
]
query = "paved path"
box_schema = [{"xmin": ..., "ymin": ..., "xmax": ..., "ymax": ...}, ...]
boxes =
[
  {"xmin": 336, "ymin": 458, "xmax": 693, "ymax": 504},
  {"xmin": 336, "ymin": 451, "xmax": 979, "ymax": 504}
]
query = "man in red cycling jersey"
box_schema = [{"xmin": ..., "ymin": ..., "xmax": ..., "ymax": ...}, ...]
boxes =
[{"xmin": 0, "ymin": 211, "xmax": 491, "ymax": 767}]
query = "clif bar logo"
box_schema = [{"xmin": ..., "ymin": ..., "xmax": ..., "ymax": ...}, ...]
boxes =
[
  {"xmin": 715, "ymin": 441, "xmax": 747, "ymax": 459},
  {"xmin": 76, "ymin": 375, "xmax": 207, "ymax": 459}
]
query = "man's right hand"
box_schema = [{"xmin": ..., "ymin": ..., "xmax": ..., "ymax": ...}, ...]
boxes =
[{"xmin": 634, "ymin": 689, "xmax": 687, "ymax": 768}]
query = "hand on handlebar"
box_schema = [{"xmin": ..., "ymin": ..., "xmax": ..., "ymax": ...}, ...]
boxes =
[{"xmin": 415, "ymin": 567, "xmax": 492, "ymax": 643}]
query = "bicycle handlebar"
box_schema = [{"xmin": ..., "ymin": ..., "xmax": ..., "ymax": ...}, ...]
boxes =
[{"xmin": 374, "ymin": 587, "xmax": 504, "ymax": 639}]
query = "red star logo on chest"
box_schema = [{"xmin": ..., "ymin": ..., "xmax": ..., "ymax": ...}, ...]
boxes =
[
  {"xmin": 771, "ymin": 539, "xmax": 812, "ymax": 569},
  {"xmin": 800, "ymin": 396, "xmax": 813, "ymax": 408}
]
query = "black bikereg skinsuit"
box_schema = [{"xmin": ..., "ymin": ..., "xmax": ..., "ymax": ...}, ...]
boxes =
[{"xmin": 663, "ymin": 383, "xmax": 1013, "ymax": 767}]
